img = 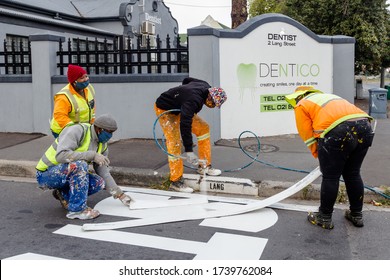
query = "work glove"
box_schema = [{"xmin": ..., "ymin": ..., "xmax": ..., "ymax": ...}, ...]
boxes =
[
  {"xmin": 183, "ymin": 152, "xmax": 198, "ymax": 166},
  {"xmin": 118, "ymin": 193, "xmax": 133, "ymax": 207},
  {"xmin": 93, "ymin": 153, "xmax": 110, "ymax": 166}
]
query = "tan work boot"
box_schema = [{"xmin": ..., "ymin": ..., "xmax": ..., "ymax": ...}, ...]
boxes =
[
  {"xmin": 169, "ymin": 178, "xmax": 193, "ymax": 193},
  {"xmin": 52, "ymin": 189, "xmax": 68, "ymax": 210}
]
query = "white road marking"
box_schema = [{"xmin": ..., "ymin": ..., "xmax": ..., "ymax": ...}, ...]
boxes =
[
  {"xmin": 83, "ymin": 167, "xmax": 321, "ymax": 231},
  {"xmin": 52, "ymin": 189, "xmax": 276, "ymax": 259},
  {"xmin": 194, "ymin": 232, "xmax": 268, "ymax": 260},
  {"xmin": 54, "ymin": 224, "xmax": 204, "ymax": 254},
  {"xmin": 121, "ymin": 186, "xmax": 319, "ymax": 212},
  {"xmin": 199, "ymin": 208, "xmax": 278, "ymax": 232},
  {"xmin": 54, "ymin": 225, "xmax": 268, "ymax": 260},
  {"xmin": 130, "ymin": 196, "xmax": 208, "ymax": 209},
  {"xmin": 3, "ymin": 252, "xmax": 65, "ymax": 260}
]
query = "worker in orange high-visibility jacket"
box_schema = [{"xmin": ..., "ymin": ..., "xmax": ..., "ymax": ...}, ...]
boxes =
[
  {"xmin": 50, "ymin": 64, "xmax": 96, "ymax": 138},
  {"xmin": 285, "ymin": 86, "xmax": 374, "ymax": 230},
  {"xmin": 155, "ymin": 77, "xmax": 227, "ymax": 193}
]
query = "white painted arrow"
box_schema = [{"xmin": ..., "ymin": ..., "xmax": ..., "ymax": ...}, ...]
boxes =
[
  {"xmin": 83, "ymin": 166, "xmax": 321, "ymax": 231},
  {"xmin": 54, "ymin": 225, "xmax": 268, "ymax": 260}
]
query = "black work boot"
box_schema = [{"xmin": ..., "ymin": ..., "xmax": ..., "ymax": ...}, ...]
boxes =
[
  {"xmin": 345, "ymin": 210, "xmax": 364, "ymax": 227},
  {"xmin": 307, "ymin": 211, "xmax": 334, "ymax": 230}
]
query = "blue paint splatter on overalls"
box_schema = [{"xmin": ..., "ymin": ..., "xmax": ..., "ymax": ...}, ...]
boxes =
[{"xmin": 36, "ymin": 160, "xmax": 104, "ymax": 212}]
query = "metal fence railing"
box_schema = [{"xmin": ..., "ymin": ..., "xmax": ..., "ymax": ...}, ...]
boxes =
[
  {"xmin": 0, "ymin": 39, "xmax": 31, "ymax": 75},
  {"xmin": 0, "ymin": 34, "xmax": 188, "ymax": 76},
  {"xmin": 57, "ymin": 34, "xmax": 189, "ymax": 75}
]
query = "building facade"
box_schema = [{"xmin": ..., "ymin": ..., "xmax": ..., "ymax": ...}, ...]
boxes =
[
  {"xmin": 0, "ymin": 11, "xmax": 356, "ymax": 142},
  {"xmin": 0, "ymin": 0, "xmax": 179, "ymax": 62}
]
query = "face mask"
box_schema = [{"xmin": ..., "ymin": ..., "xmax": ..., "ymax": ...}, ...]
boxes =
[
  {"xmin": 98, "ymin": 130, "xmax": 112, "ymax": 143},
  {"xmin": 75, "ymin": 80, "xmax": 89, "ymax": 90}
]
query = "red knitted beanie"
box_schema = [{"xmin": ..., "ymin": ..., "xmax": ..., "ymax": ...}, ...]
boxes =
[{"xmin": 67, "ymin": 64, "xmax": 87, "ymax": 83}]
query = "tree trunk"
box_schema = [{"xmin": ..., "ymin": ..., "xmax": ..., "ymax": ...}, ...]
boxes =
[
  {"xmin": 380, "ymin": 66, "xmax": 385, "ymax": 88},
  {"xmin": 231, "ymin": 0, "xmax": 248, "ymax": 29}
]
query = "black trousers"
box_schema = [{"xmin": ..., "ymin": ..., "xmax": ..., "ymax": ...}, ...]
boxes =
[{"xmin": 317, "ymin": 119, "xmax": 374, "ymax": 214}]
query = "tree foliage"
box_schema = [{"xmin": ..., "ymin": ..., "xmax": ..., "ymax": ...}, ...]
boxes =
[
  {"xmin": 248, "ymin": 0, "xmax": 390, "ymax": 74},
  {"xmin": 248, "ymin": 0, "xmax": 284, "ymax": 16},
  {"xmin": 382, "ymin": 15, "xmax": 390, "ymax": 68}
]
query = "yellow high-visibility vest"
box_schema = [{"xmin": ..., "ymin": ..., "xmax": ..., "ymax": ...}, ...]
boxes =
[
  {"xmin": 36, "ymin": 123, "xmax": 106, "ymax": 171},
  {"xmin": 50, "ymin": 84, "xmax": 95, "ymax": 134}
]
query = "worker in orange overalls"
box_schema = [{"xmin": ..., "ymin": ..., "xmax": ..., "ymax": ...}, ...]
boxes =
[
  {"xmin": 50, "ymin": 64, "xmax": 96, "ymax": 138},
  {"xmin": 155, "ymin": 77, "xmax": 227, "ymax": 193},
  {"xmin": 286, "ymin": 86, "xmax": 374, "ymax": 230}
]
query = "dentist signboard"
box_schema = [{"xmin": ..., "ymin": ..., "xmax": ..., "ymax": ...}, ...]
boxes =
[
  {"xmin": 219, "ymin": 20, "xmax": 333, "ymax": 138},
  {"xmin": 188, "ymin": 14, "xmax": 355, "ymax": 140}
]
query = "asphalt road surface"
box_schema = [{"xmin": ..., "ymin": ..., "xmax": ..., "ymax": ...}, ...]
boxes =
[{"xmin": 1, "ymin": 178, "xmax": 389, "ymax": 261}]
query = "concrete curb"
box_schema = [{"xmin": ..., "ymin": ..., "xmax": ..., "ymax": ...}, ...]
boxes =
[
  {"xmin": 0, "ymin": 159, "xmax": 37, "ymax": 178},
  {"xmin": 258, "ymin": 180, "xmax": 387, "ymax": 203},
  {"xmin": 109, "ymin": 166, "xmax": 166, "ymax": 187},
  {"xmin": 0, "ymin": 159, "xmax": 385, "ymax": 203}
]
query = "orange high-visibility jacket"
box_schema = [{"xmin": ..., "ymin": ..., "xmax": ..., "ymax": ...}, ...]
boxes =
[
  {"xmin": 50, "ymin": 84, "xmax": 96, "ymax": 134},
  {"xmin": 294, "ymin": 92, "xmax": 371, "ymax": 158}
]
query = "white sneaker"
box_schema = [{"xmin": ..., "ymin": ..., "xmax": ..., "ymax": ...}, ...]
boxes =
[
  {"xmin": 66, "ymin": 207, "xmax": 100, "ymax": 220},
  {"xmin": 169, "ymin": 179, "xmax": 194, "ymax": 193},
  {"xmin": 197, "ymin": 165, "xmax": 222, "ymax": 176}
]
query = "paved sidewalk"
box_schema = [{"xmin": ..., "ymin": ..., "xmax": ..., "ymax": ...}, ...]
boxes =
[{"xmin": 0, "ymin": 97, "xmax": 389, "ymax": 202}]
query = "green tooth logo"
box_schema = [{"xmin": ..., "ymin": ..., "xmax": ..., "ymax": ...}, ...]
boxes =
[{"xmin": 237, "ymin": 63, "xmax": 257, "ymax": 103}]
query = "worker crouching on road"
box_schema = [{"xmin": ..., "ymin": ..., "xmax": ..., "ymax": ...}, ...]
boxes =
[
  {"xmin": 50, "ymin": 64, "xmax": 96, "ymax": 138},
  {"xmin": 155, "ymin": 77, "xmax": 227, "ymax": 193},
  {"xmin": 285, "ymin": 86, "xmax": 374, "ymax": 229},
  {"xmin": 36, "ymin": 114, "xmax": 133, "ymax": 220}
]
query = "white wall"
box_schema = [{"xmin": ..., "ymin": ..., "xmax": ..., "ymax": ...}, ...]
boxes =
[{"xmin": 0, "ymin": 83, "xmax": 34, "ymax": 132}]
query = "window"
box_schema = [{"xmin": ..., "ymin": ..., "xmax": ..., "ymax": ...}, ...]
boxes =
[
  {"xmin": 4, "ymin": 34, "xmax": 30, "ymax": 74},
  {"xmin": 71, "ymin": 38, "xmax": 114, "ymax": 74}
]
